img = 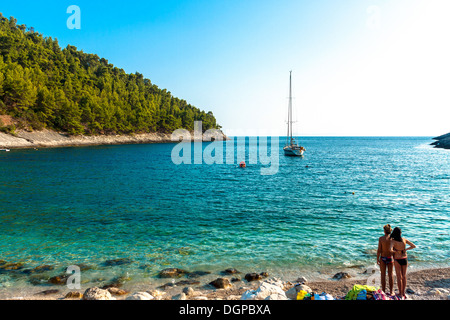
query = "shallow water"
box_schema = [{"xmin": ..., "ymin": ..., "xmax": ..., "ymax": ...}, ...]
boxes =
[{"xmin": 0, "ymin": 137, "xmax": 449, "ymax": 292}]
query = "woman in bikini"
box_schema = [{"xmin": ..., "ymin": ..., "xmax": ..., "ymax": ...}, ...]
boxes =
[
  {"xmin": 377, "ymin": 224, "xmax": 394, "ymax": 295},
  {"xmin": 390, "ymin": 227, "xmax": 417, "ymax": 299}
]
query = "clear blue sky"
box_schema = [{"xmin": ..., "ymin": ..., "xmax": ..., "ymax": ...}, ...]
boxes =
[{"xmin": 2, "ymin": 1, "xmax": 449, "ymax": 136}]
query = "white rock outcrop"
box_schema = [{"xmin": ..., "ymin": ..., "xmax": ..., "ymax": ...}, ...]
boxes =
[{"xmin": 241, "ymin": 281, "xmax": 287, "ymax": 300}]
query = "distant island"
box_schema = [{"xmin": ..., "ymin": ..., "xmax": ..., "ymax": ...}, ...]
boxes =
[
  {"xmin": 0, "ymin": 14, "xmax": 221, "ymax": 146},
  {"xmin": 431, "ymin": 133, "xmax": 450, "ymax": 150}
]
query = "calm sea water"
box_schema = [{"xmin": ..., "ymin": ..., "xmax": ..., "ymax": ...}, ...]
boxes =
[{"xmin": 0, "ymin": 137, "xmax": 449, "ymax": 291}]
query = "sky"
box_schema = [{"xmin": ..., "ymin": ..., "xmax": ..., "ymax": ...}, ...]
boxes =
[{"xmin": 1, "ymin": 0, "xmax": 449, "ymax": 137}]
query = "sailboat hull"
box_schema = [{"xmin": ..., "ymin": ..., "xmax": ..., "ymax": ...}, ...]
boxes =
[{"xmin": 283, "ymin": 146, "xmax": 304, "ymax": 157}]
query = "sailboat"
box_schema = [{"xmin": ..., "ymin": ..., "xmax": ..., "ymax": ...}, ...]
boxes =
[{"xmin": 283, "ymin": 71, "xmax": 305, "ymax": 157}]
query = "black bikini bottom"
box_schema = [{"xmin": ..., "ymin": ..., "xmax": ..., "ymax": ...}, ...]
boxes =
[{"xmin": 395, "ymin": 258, "xmax": 408, "ymax": 266}]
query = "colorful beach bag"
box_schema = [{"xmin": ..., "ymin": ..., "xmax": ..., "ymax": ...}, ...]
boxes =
[{"xmin": 345, "ymin": 284, "xmax": 379, "ymax": 300}]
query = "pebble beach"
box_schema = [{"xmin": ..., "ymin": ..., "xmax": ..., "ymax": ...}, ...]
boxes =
[{"xmin": 1, "ymin": 266, "xmax": 448, "ymax": 301}]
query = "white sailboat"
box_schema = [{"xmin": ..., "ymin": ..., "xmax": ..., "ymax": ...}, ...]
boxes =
[{"xmin": 283, "ymin": 71, "xmax": 305, "ymax": 157}]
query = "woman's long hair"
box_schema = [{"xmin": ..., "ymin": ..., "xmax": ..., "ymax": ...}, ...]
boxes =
[{"xmin": 390, "ymin": 227, "xmax": 403, "ymax": 242}]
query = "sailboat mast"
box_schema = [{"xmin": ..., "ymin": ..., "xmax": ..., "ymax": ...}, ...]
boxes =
[{"xmin": 289, "ymin": 71, "xmax": 293, "ymax": 144}]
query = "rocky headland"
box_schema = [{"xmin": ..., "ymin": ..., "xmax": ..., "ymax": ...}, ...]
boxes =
[
  {"xmin": 0, "ymin": 128, "xmax": 228, "ymax": 149},
  {"xmin": 431, "ymin": 132, "xmax": 450, "ymax": 150}
]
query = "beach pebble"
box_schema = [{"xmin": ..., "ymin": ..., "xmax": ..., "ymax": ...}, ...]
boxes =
[
  {"xmin": 107, "ymin": 287, "xmax": 129, "ymax": 296},
  {"xmin": 125, "ymin": 292, "xmax": 154, "ymax": 300},
  {"xmin": 172, "ymin": 293, "xmax": 187, "ymax": 300},
  {"xmin": 82, "ymin": 287, "xmax": 115, "ymax": 300},
  {"xmin": 210, "ymin": 278, "xmax": 232, "ymax": 289},
  {"xmin": 64, "ymin": 291, "xmax": 83, "ymax": 299},
  {"xmin": 295, "ymin": 276, "xmax": 308, "ymax": 284},
  {"xmin": 147, "ymin": 289, "xmax": 166, "ymax": 300},
  {"xmin": 183, "ymin": 287, "xmax": 195, "ymax": 296}
]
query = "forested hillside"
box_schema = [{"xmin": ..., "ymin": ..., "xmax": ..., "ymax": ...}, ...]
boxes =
[{"xmin": 0, "ymin": 14, "xmax": 220, "ymax": 135}]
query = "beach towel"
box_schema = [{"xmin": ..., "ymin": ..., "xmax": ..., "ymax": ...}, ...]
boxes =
[
  {"xmin": 345, "ymin": 284, "xmax": 379, "ymax": 300},
  {"xmin": 373, "ymin": 289, "xmax": 388, "ymax": 300}
]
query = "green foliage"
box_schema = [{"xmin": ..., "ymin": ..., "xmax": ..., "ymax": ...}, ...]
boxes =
[
  {"xmin": 0, "ymin": 15, "xmax": 220, "ymax": 135},
  {"xmin": 0, "ymin": 123, "xmax": 15, "ymax": 135}
]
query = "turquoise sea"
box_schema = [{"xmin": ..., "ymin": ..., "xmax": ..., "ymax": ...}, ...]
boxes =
[{"xmin": 0, "ymin": 137, "xmax": 449, "ymax": 293}]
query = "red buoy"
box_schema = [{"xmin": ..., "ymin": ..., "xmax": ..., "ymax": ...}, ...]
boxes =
[{"xmin": 239, "ymin": 161, "xmax": 246, "ymax": 168}]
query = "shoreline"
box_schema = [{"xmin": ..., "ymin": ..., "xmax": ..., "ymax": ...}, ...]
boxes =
[
  {"xmin": 0, "ymin": 129, "xmax": 228, "ymax": 149},
  {"xmin": 1, "ymin": 266, "xmax": 448, "ymax": 301}
]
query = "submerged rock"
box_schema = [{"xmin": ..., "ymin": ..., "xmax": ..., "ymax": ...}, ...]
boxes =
[
  {"xmin": 103, "ymin": 258, "xmax": 134, "ymax": 267},
  {"xmin": 28, "ymin": 275, "xmax": 50, "ymax": 286},
  {"xmin": 209, "ymin": 278, "xmax": 232, "ymax": 289},
  {"xmin": 158, "ymin": 268, "xmax": 189, "ymax": 278},
  {"xmin": 22, "ymin": 265, "xmax": 54, "ymax": 275},
  {"xmin": 157, "ymin": 279, "xmax": 200, "ymax": 290},
  {"xmin": 0, "ymin": 262, "xmax": 25, "ymax": 271},
  {"xmin": 221, "ymin": 268, "xmax": 241, "ymax": 275},
  {"xmin": 48, "ymin": 274, "xmax": 69, "ymax": 285},
  {"xmin": 187, "ymin": 270, "xmax": 211, "ymax": 278},
  {"xmin": 244, "ymin": 272, "xmax": 268, "ymax": 282},
  {"xmin": 36, "ymin": 289, "xmax": 60, "ymax": 296},
  {"xmin": 175, "ymin": 279, "xmax": 201, "ymax": 286},
  {"xmin": 101, "ymin": 275, "xmax": 132, "ymax": 289},
  {"xmin": 77, "ymin": 263, "xmax": 95, "ymax": 271},
  {"xmin": 332, "ymin": 272, "xmax": 351, "ymax": 280}
]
